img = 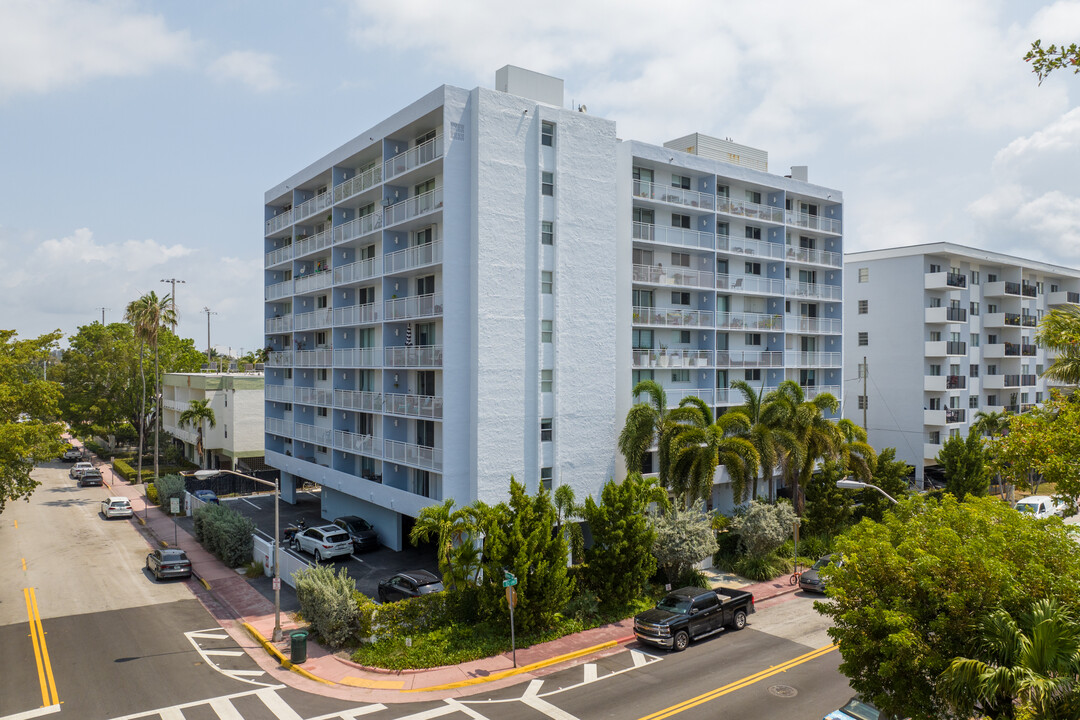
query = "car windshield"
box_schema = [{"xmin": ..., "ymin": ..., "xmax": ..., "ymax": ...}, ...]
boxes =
[
  {"xmin": 839, "ymin": 698, "xmax": 884, "ymax": 720},
  {"xmin": 812, "ymin": 556, "xmax": 833, "ymax": 571},
  {"xmin": 327, "ymin": 533, "xmax": 350, "ymax": 544},
  {"xmin": 657, "ymin": 595, "xmax": 692, "ymax": 614},
  {"xmin": 1016, "ymin": 503, "xmax": 1037, "ymax": 514},
  {"xmin": 418, "ymin": 581, "xmax": 444, "ymax": 594}
]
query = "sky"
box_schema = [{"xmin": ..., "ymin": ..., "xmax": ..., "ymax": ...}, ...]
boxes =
[{"xmin": 2, "ymin": 0, "xmax": 1080, "ymax": 354}]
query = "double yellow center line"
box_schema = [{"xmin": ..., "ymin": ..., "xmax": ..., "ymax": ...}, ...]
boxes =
[
  {"xmin": 23, "ymin": 587, "xmax": 60, "ymax": 708},
  {"xmin": 637, "ymin": 643, "xmax": 838, "ymax": 720}
]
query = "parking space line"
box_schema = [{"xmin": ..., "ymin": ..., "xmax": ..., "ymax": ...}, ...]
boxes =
[{"xmin": 241, "ymin": 497, "xmax": 260, "ymax": 509}]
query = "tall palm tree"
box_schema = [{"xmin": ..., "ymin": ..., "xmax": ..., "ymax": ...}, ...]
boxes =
[
  {"xmin": 972, "ymin": 409, "xmax": 1010, "ymax": 438},
  {"xmin": 770, "ymin": 380, "xmax": 841, "ymax": 515},
  {"xmin": 1037, "ymin": 304, "xmax": 1080, "ymax": 385},
  {"xmin": 124, "ymin": 297, "xmax": 151, "ymax": 484},
  {"xmin": 619, "ymin": 380, "xmax": 679, "ymax": 485},
  {"xmin": 942, "ymin": 599, "xmax": 1080, "ymax": 718},
  {"xmin": 178, "ymin": 399, "xmax": 216, "ymax": 468},
  {"xmin": 835, "ymin": 418, "xmax": 876, "ymax": 481},
  {"xmin": 127, "ymin": 292, "xmax": 176, "ymax": 482},
  {"xmin": 409, "ymin": 498, "xmax": 479, "ymax": 589},
  {"xmin": 668, "ymin": 397, "xmax": 758, "ymax": 508},
  {"xmin": 730, "ymin": 380, "xmax": 799, "ymax": 502}
]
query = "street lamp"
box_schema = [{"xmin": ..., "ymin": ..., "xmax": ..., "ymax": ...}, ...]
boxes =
[
  {"xmin": 836, "ymin": 477, "xmax": 898, "ymax": 505},
  {"xmin": 193, "ymin": 469, "xmax": 283, "ymax": 642}
]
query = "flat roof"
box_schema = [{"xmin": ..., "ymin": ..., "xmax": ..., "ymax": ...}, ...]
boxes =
[{"xmin": 845, "ymin": 241, "xmax": 1080, "ymax": 277}]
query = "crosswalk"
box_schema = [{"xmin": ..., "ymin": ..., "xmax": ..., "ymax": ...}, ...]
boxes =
[{"xmin": 184, "ymin": 628, "xmax": 281, "ymax": 688}]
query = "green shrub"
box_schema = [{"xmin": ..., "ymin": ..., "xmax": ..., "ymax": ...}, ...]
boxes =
[
  {"xmin": 193, "ymin": 503, "xmax": 254, "ymax": 568},
  {"xmin": 153, "ymin": 474, "xmax": 186, "ymax": 513},
  {"xmin": 368, "ymin": 585, "xmax": 479, "ymax": 641},
  {"xmin": 563, "ymin": 589, "xmax": 600, "ymax": 622},
  {"xmin": 244, "ymin": 561, "xmax": 265, "ymax": 579},
  {"xmin": 733, "ymin": 552, "xmax": 790, "ymax": 582},
  {"xmin": 84, "ymin": 440, "xmax": 108, "ymax": 458},
  {"xmin": 146, "ymin": 484, "xmax": 159, "ymax": 505},
  {"xmin": 675, "ymin": 567, "xmax": 709, "ymax": 589},
  {"xmin": 294, "ymin": 565, "xmax": 360, "ymax": 648},
  {"xmin": 112, "ymin": 458, "xmax": 147, "ymax": 482}
]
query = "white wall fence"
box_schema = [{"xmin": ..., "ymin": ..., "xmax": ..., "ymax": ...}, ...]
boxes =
[{"xmin": 252, "ymin": 531, "xmax": 312, "ymax": 587}]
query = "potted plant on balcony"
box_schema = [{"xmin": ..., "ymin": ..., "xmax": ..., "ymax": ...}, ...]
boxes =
[{"xmin": 657, "ymin": 343, "xmax": 669, "ymax": 367}]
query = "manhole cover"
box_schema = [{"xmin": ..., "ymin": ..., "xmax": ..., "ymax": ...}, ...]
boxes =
[{"xmin": 768, "ymin": 684, "xmax": 798, "ymax": 698}]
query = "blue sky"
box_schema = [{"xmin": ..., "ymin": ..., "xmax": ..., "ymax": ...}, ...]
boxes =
[{"xmin": 2, "ymin": 0, "xmax": 1080, "ymax": 353}]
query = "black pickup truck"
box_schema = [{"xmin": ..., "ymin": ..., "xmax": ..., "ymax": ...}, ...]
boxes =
[{"xmin": 634, "ymin": 586, "xmax": 755, "ymax": 651}]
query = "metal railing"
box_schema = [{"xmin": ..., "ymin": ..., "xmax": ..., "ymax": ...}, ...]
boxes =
[
  {"xmin": 334, "ymin": 389, "xmax": 382, "ymax": 412},
  {"xmin": 265, "ymin": 315, "xmax": 292, "ymax": 333},
  {"xmin": 384, "ymin": 392, "xmax": 443, "ymax": 419},
  {"xmin": 632, "ymin": 222, "xmax": 715, "ymax": 250},
  {"xmin": 293, "ymin": 309, "xmax": 332, "ymax": 331},
  {"xmin": 334, "ymin": 255, "xmax": 382, "ymax": 285},
  {"xmin": 785, "ymin": 245, "xmax": 843, "ymax": 267},
  {"xmin": 294, "ymin": 191, "xmax": 333, "ymax": 224},
  {"xmin": 265, "ymin": 244, "xmax": 293, "ymax": 267},
  {"xmin": 334, "ymin": 164, "xmax": 383, "ymax": 203},
  {"xmin": 633, "ymin": 264, "xmax": 713, "ymax": 288},
  {"xmin": 294, "ymin": 422, "xmax": 331, "ymax": 446},
  {"xmin": 333, "ymin": 347, "xmax": 381, "ymax": 368},
  {"xmin": 384, "ymin": 345, "xmax": 443, "ymax": 367},
  {"xmin": 294, "ymin": 386, "xmax": 333, "ymax": 407},
  {"xmin": 384, "ymin": 438, "xmax": 442, "ymax": 471},
  {"xmin": 719, "ymin": 196, "xmax": 785, "ymax": 223},
  {"xmin": 267, "ymin": 351, "xmax": 293, "ymax": 367},
  {"xmin": 265, "ymin": 384, "xmax": 293, "ymax": 402},
  {"xmin": 717, "ymin": 234, "xmax": 785, "ymax": 259},
  {"xmin": 294, "ymin": 229, "xmax": 333, "ymax": 259},
  {"xmin": 716, "ymin": 274, "xmax": 785, "ymax": 294},
  {"xmin": 334, "ymin": 430, "xmax": 380, "ymax": 455},
  {"xmin": 633, "ymin": 180, "xmax": 715, "ymax": 210},
  {"xmin": 716, "ymin": 312, "xmax": 784, "ymax": 330},
  {"xmin": 631, "ymin": 349, "xmax": 712, "ymax": 368},
  {"xmin": 786, "ymin": 281, "xmax": 842, "ymax": 300},
  {"xmin": 334, "ymin": 303, "xmax": 380, "ymax": 326},
  {"xmin": 785, "ymin": 315, "xmax": 842, "ymax": 334},
  {"xmin": 786, "ymin": 351, "xmax": 841, "ymax": 367},
  {"xmin": 716, "ymin": 350, "xmax": 784, "ymax": 367},
  {"xmin": 265, "ymin": 417, "xmax": 291, "ymax": 436},
  {"xmin": 293, "ymin": 270, "xmax": 333, "ymax": 294},
  {"xmin": 265, "ymin": 280, "xmax": 293, "ymax": 301},
  {"xmin": 383, "ymin": 186, "xmax": 443, "ymax": 227},
  {"xmin": 384, "ymin": 240, "xmax": 442, "ymax": 274},
  {"xmin": 785, "ymin": 211, "xmax": 841, "ymax": 234},
  {"xmin": 333, "ymin": 211, "xmax": 383, "ymax": 245},
  {"xmin": 384, "ymin": 134, "xmax": 443, "ymax": 181},
  {"xmin": 632, "ymin": 306, "xmax": 713, "ymax": 327},
  {"xmin": 385, "ymin": 293, "xmax": 442, "ymax": 321},
  {"xmin": 294, "ymin": 349, "xmax": 333, "ymax": 367},
  {"xmin": 265, "ymin": 208, "xmax": 293, "ymax": 235}
]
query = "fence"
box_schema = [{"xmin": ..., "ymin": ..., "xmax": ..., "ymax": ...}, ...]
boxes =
[{"xmin": 253, "ymin": 531, "xmax": 313, "ymax": 586}]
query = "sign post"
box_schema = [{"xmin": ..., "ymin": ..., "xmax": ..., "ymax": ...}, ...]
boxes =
[
  {"xmin": 503, "ymin": 571, "xmax": 518, "ymax": 667},
  {"xmin": 170, "ymin": 497, "xmax": 180, "ymax": 546}
]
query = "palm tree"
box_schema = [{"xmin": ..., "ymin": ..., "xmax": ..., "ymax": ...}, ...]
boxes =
[
  {"xmin": 770, "ymin": 381, "xmax": 841, "ymax": 515},
  {"xmin": 835, "ymin": 418, "xmax": 876, "ymax": 481},
  {"xmin": 972, "ymin": 409, "xmax": 1010, "ymax": 438},
  {"xmin": 1037, "ymin": 304, "xmax": 1080, "ymax": 385},
  {"xmin": 941, "ymin": 599, "xmax": 1080, "ymax": 718},
  {"xmin": 730, "ymin": 380, "xmax": 799, "ymax": 502},
  {"xmin": 126, "ymin": 292, "xmax": 176, "ymax": 482},
  {"xmin": 668, "ymin": 397, "xmax": 758, "ymax": 508},
  {"xmin": 178, "ymin": 399, "xmax": 216, "ymax": 468},
  {"xmin": 409, "ymin": 498, "xmax": 479, "ymax": 589},
  {"xmin": 619, "ymin": 380, "xmax": 679, "ymax": 484}
]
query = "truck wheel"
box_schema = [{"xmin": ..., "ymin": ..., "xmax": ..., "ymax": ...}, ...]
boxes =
[
  {"xmin": 673, "ymin": 631, "xmax": 689, "ymax": 652},
  {"xmin": 731, "ymin": 610, "xmax": 747, "ymax": 630}
]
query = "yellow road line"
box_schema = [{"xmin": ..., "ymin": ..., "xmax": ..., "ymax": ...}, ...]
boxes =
[
  {"xmin": 637, "ymin": 643, "xmax": 837, "ymax": 720},
  {"xmin": 24, "ymin": 588, "xmax": 48, "ymax": 708},
  {"xmin": 22, "ymin": 557, "xmax": 27, "ymax": 571},
  {"xmin": 25, "ymin": 587, "xmax": 60, "ymax": 707},
  {"xmin": 14, "ymin": 519, "xmax": 17, "ymax": 529}
]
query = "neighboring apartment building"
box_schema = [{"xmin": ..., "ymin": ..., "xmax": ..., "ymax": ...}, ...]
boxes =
[
  {"xmin": 162, "ymin": 371, "xmax": 265, "ymax": 472},
  {"xmin": 843, "ymin": 243, "xmax": 1080, "ymax": 482},
  {"xmin": 263, "ymin": 66, "xmax": 844, "ymax": 548}
]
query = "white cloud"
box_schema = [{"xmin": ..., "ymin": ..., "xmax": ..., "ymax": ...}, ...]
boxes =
[
  {"xmin": 208, "ymin": 50, "xmax": 283, "ymax": 93},
  {"xmin": 0, "ymin": 0, "xmax": 194, "ymax": 100}
]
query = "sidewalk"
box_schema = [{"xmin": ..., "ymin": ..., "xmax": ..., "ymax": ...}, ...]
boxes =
[{"xmin": 75, "ymin": 439, "xmax": 799, "ymax": 702}]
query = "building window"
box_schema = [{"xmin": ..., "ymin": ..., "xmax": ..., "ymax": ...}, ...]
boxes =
[
  {"xmin": 541, "ymin": 369, "xmax": 553, "ymax": 393},
  {"xmin": 857, "ymin": 363, "xmax": 866, "ymax": 379},
  {"xmin": 672, "ymin": 291, "xmax": 690, "ymax": 305},
  {"xmin": 671, "ymin": 252, "xmax": 691, "ymax": 267},
  {"xmin": 672, "ymin": 174, "xmax": 690, "ymax": 189},
  {"xmin": 970, "ymin": 270, "xmax": 980, "ymax": 285},
  {"xmin": 317, "ymin": 368, "xmax": 328, "ymax": 381},
  {"xmin": 680, "ymin": 330, "xmax": 691, "ymax": 343},
  {"xmin": 857, "ymin": 395, "xmax": 868, "ymax": 410},
  {"xmin": 1036, "ymin": 391, "xmax": 1044, "ymax": 403},
  {"xmin": 745, "ymin": 262, "xmax": 761, "ymax": 275},
  {"xmin": 987, "ymin": 273, "xmax": 998, "ymax": 282},
  {"xmin": 542, "ymin": 271, "xmax": 553, "ymax": 294},
  {"xmin": 857, "ymin": 267, "xmax": 869, "ymax": 283},
  {"xmin": 317, "ymin": 294, "xmax": 328, "ymax": 309},
  {"xmin": 671, "ymin": 370, "xmax": 690, "ymax": 382},
  {"xmin": 541, "ymin": 467, "xmax": 553, "ymax": 491},
  {"xmin": 745, "ymin": 333, "xmax": 761, "ymax": 346},
  {"xmin": 541, "ymin": 221, "xmax": 554, "ymax": 246},
  {"xmin": 969, "ymin": 396, "xmax": 979, "ymax": 409},
  {"xmin": 929, "ymin": 431, "xmax": 941, "ymax": 444},
  {"xmin": 542, "ymin": 320, "xmax": 553, "ymax": 344},
  {"xmin": 858, "ymin": 300, "xmax": 868, "ymax": 314},
  {"xmin": 317, "ymin": 407, "xmax": 328, "ymax": 417},
  {"xmin": 987, "ymin": 395, "xmax": 997, "ymax": 406},
  {"xmin": 744, "ymin": 369, "xmax": 761, "ymax": 381},
  {"xmin": 858, "ymin": 332, "xmax": 868, "ymax": 346},
  {"xmin": 970, "ymin": 333, "xmax": 979, "ymax": 347},
  {"xmin": 541, "ymin": 121, "xmax": 554, "ymax": 147},
  {"xmin": 671, "ymin": 214, "xmax": 691, "ymax": 229},
  {"xmin": 970, "ymin": 364, "xmax": 979, "ymax": 377},
  {"xmin": 1036, "ymin": 281, "xmax": 1044, "ymax": 294},
  {"xmin": 224, "ymin": 424, "xmax": 228, "ymax": 438},
  {"xmin": 745, "ymin": 226, "xmax": 762, "ymax": 240},
  {"xmin": 541, "ymin": 171, "xmax": 554, "ymax": 196},
  {"xmin": 970, "ymin": 301, "xmax": 979, "ymax": 316},
  {"xmin": 540, "ymin": 418, "xmax": 552, "ymax": 442},
  {"xmin": 929, "ymin": 364, "xmax": 941, "ymax": 376}
]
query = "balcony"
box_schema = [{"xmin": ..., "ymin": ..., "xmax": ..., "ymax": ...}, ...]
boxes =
[
  {"xmin": 924, "ymin": 375, "xmax": 946, "ymax": 391},
  {"xmin": 716, "ymin": 234, "xmax": 785, "ymax": 259},
  {"xmin": 786, "ymin": 281, "xmax": 842, "ymax": 300},
  {"xmin": 385, "ymin": 240, "xmax": 442, "ymax": 275},
  {"xmin": 984, "ymin": 280, "xmax": 1021, "ymax": 297},
  {"xmin": 984, "ymin": 342, "xmax": 1019, "ymax": 359},
  {"xmin": 785, "ymin": 315, "xmax": 842, "ymax": 334},
  {"xmin": 785, "ymin": 210, "xmax": 841, "ymax": 234},
  {"xmin": 983, "ymin": 374, "xmax": 1021, "ymax": 389},
  {"xmin": 643, "ymin": 387, "xmax": 715, "ymax": 409},
  {"xmin": 265, "ymin": 280, "xmax": 293, "ymax": 302},
  {"xmin": 265, "ymin": 416, "xmax": 291, "ymax": 437},
  {"xmin": 334, "ymin": 303, "xmax": 380, "ymax": 327},
  {"xmin": 717, "ymin": 274, "xmax": 784, "ymax": 295},
  {"xmin": 293, "ymin": 229, "xmax": 333, "ymax": 260},
  {"xmin": 924, "ymin": 409, "xmax": 946, "ymax": 426},
  {"xmin": 925, "ymin": 306, "xmax": 968, "ymax": 324},
  {"xmin": 384, "ymin": 392, "xmax": 443, "ymax": 419},
  {"xmin": 383, "ymin": 186, "xmax": 443, "ymax": 227},
  {"xmin": 334, "ymin": 389, "xmax": 382, "ymax": 413},
  {"xmin": 333, "ymin": 347, "xmax": 381, "ymax": 368},
  {"xmin": 717, "ymin": 312, "xmax": 783, "ymax": 331},
  {"xmin": 786, "ymin": 351, "xmax": 841, "ymax": 367},
  {"xmin": 924, "ymin": 271, "xmax": 966, "ymax": 290},
  {"xmin": 294, "ymin": 386, "xmax": 333, "ymax": 407},
  {"xmin": 265, "ymin": 244, "xmax": 293, "ymax": 268},
  {"xmin": 265, "ymin": 315, "xmax": 292, "ymax": 334},
  {"xmin": 384, "ymin": 438, "xmax": 442, "ymax": 471},
  {"xmin": 803, "ymin": 385, "xmax": 840, "ymax": 400},
  {"xmin": 1048, "ymin": 290, "xmax": 1080, "ymax": 305},
  {"xmin": 294, "ymin": 191, "xmax": 333, "ymax": 224},
  {"xmin": 294, "ymin": 309, "xmax": 332, "ymax": 332},
  {"xmin": 384, "ymin": 345, "xmax": 442, "ymax": 368},
  {"xmin": 383, "ymin": 134, "xmax": 443, "ymax": 182},
  {"xmin": 924, "ymin": 441, "xmax": 942, "ymax": 459},
  {"xmin": 633, "ymin": 264, "xmax": 713, "ymax": 289},
  {"xmin": 294, "ymin": 269, "xmax": 333, "ymax": 294},
  {"xmin": 719, "ymin": 196, "xmax": 785, "ymax": 224},
  {"xmin": 294, "ymin": 348, "xmax": 333, "ymax": 367},
  {"xmin": 947, "ymin": 375, "xmax": 966, "ymax": 389},
  {"xmin": 633, "ymin": 222, "xmax": 714, "ymax": 250},
  {"xmin": 334, "ymin": 430, "xmax": 380, "ymax": 456},
  {"xmin": 946, "ymin": 408, "xmax": 966, "ymax": 424},
  {"xmin": 1021, "ymin": 315, "xmax": 1037, "ymax": 328},
  {"xmin": 265, "ymin": 384, "xmax": 293, "ymax": 403},
  {"xmin": 1021, "ymin": 344, "xmax": 1037, "ymax": 357},
  {"xmin": 266, "ymin": 351, "xmax": 293, "ymax": 367},
  {"xmin": 265, "ymin": 207, "xmax": 293, "ymax": 235},
  {"xmin": 1022, "ymin": 282, "xmax": 1037, "ymax": 298},
  {"xmin": 633, "ymin": 180, "xmax": 715, "ymax": 211},
  {"xmin": 385, "ymin": 292, "xmax": 442, "ymax": 321},
  {"xmin": 716, "ymin": 350, "xmax": 784, "ymax": 367},
  {"xmin": 984, "ymin": 312, "xmax": 1020, "ymax": 328},
  {"xmin": 295, "ymin": 422, "xmax": 331, "ymax": 446},
  {"xmin": 947, "ymin": 341, "xmax": 967, "ymax": 355},
  {"xmin": 633, "ymin": 306, "xmax": 714, "ymax": 328},
  {"xmin": 785, "ymin": 245, "xmax": 843, "ymax": 268},
  {"xmin": 1021, "ymin": 374, "xmax": 1038, "ymax": 386},
  {"xmin": 632, "ymin": 348, "xmax": 711, "ymax": 369},
  {"xmin": 334, "ymin": 163, "xmax": 383, "ymax": 204},
  {"xmin": 925, "ymin": 341, "xmax": 965, "ymax": 356},
  {"xmin": 334, "ymin": 256, "xmax": 383, "ymax": 286},
  {"xmin": 333, "ymin": 211, "xmax": 383, "ymax": 245}
]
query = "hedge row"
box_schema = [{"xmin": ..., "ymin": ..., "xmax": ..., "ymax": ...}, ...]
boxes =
[
  {"xmin": 193, "ymin": 503, "xmax": 254, "ymax": 568},
  {"xmin": 112, "ymin": 458, "xmax": 153, "ymax": 483}
]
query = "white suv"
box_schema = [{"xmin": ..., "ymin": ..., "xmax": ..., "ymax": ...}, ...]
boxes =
[
  {"xmin": 70, "ymin": 462, "xmax": 94, "ymax": 480},
  {"xmin": 101, "ymin": 497, "xmax": 133, "ymax": 519},
  {"xmin": 293, "ymin": 525, "xmax": 353, "ymax": 563}
]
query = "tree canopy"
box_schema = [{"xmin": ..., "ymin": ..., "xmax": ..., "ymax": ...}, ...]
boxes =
[
  {"xmin": 1026, "ymin": 40, "xmax": 1080, "ymax": 84},
  {"xmin": 989, "ymin": 390, "xmax": 1080, "ymax": 507},
  {"xmin": 936, "ymin": 430, "xmax": 989, "ymax": 501}
]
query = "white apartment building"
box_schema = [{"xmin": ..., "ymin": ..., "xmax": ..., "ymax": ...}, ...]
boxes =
[
  {"xmin": 844, "ymin": 243, "xmax": 1080, "ymax": 482},
  {"xmin": 263, "ymin": 66, "xmax": 844, "ymax": 548},
  {"xmin": 162, "ymin": 371, "xmax": 265, "ymax": 471}
]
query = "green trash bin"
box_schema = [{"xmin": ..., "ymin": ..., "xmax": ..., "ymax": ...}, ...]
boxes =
[{"xmin": 290, "ymin": 631, "xmax": 308, "ymax": 664}]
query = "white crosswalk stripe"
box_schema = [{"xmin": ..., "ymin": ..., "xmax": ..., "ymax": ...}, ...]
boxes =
[
  {"xmin": 109, "ymin": 688, "xmax": 388, "ymax": 720},
  {"xmin": 256, "ymin": 687, "xmax": 304, "ymax": 720}
]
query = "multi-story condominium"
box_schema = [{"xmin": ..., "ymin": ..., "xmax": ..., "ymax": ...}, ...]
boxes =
[
  {"xmin": 263, "ymin": 66, "xmax": 844, "ymax": 548},
  {"xmin": 162, "ymin": 371, "xmax": 265, "ymax": 472},
  {"xmin": 843, "ymin": 242, "xmax": 1080, "ymax": 482}
]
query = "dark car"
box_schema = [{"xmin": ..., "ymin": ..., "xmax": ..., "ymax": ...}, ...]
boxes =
[
  {"xmin": 377, "ymin": 570, "xmax": 444, "ymax": 603},
  {"xmin": 145, "ymin": 549, "xmax": 192, "ymax": 581},
  {"xmin": 333, "ymin": 515, "xmax": 379, "ymax": 552},
  {"xmin": 800, "ymin": 554, "xmax": 839, "ymax": 594},
  {"xmin": 78, "ymin": 470, "xmax": 104, "ymax": 487},
  {"xmin": 193, "ymin": 489, "xmax": 219, "ymax": 504}
]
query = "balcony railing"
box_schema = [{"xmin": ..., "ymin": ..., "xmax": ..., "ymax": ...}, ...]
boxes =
[
  {"xmin": 295, "ymin": 422, "xmax": 331, "ymax": 446},
  {"xmin": 265, "ymin": 384, "xmax": 293, "ymax": 402},
  {"xmin": 785, "ymin": 245, "xmax": 843, "ymax": 267},
  {"xmin": 334, "ymin": 163, "xmax": 383, "ymax": 204},
  {"xmin": 632, "ymin": 349, "xmax": 712, "ymax": 368},
  {"xmin": 717, "ymin": 312, "xmax": 784, "ymax": 330},
  {"xmin": 787, "ymin": 351, "xmax": 842, "ymax": 367},
  {"xmin": 384, "ymin": 392, "xmax": 443, "ymax": 419},
  {"xmin": 385, "ymin": 292, "xmax": 443, "ymax": 321},
  {"xmin": 946, "ymin": 408, "xmax": 966, "ymax": 424},
  {"xmin": 785, "ymin": 210, "xmax": 841, "ymax": 234},
  {"xmin": 785, "ymin": 315, "xmax": 842, "ymax": 334},
  {"xmin": 294, "ymin": 386, "xmax": 333, "ymax": 406},
  {"xmin": 640, "ymin": 387, "xmax": 715, "ymax": 409},
  {"xmin": 1022, "ymin": 344, "xmax": 1037, "ymax": 356},
  {"xmin": 267, "ymin": 351, "xmax": 293, "ymax": 367},
  {"xmin": 265, "ymin": 208, "xmax": 293, "ymax": 235},
  {"xmin": 384, "ymin": 134, "xmax": 443, "ymax": 181},
  {"xmin": 334, "ymin": 430, "xmax": 380, "ymax": 455},
  {"xmin": 294, "ymin": 229, "xmax": 333, "ymax": 259},
  {"xmin": 333, "ymin": 211, "xmax": 383, "ymax": 245},
  {"xmin": 334, "ymin": 303, "xmax": 380, "ymax": 326},
  {"xmin": 294, "ymin": 191, "xmax": 333, "ymax": 224},
  {"xmin": 946, "ymin": 375, "xmax": 966, "ymax": 389},
  {"xmin": 1003, "ymin": 374, "xmax": 1020, "ymax": 387},
  {"xmin": 1021, "ymin": 315, "xmax": 1037, "ymax": 328},
  {"xmin": 334, "ymin": 256, "xmax": 383, "ymax": 285},
  {"xmin": 265, "ymin": 244, "xmax": 293, "ymax": 267},
  {"xmin": 294, "ymin": 270, "xmax": 333, "ymax": 294},
  {"xmin": 265, "ymin": 417, "xmax": 291, "ymax": 436},
  {"xmin": 946, "ymin": 341, "xmax": 967, "ymax": 355},
  {"xmin": 384, "ymin": 240, "xmax": 442, "ymax": 274},
  {"xmin": 1004, "ymin": 281, "xmax": 1021, "ymax": 295},
  {"xmin": 334, "ymin": 389, "xmax": 382, "ymax": 413},
  {"xmin": 265, "ymin": 280, "xmax": 293, "ymax": 301},
  {"xmin": 786, "ymin": 281, "xmax": 842, "ymax": 300},
  {"xmin": 1022, "ymin": 374, "xmax": 1038, "ymax": 386},
  {"xmin": 633, "ymin": 264, "xmax": 713, "ymax": 288},
  {"xmin": 384, "ymin": 345, "xmax": 443, "ymax": 367},
  {"xmin": 294, "ymin": 309, "xmax": 332, "ymax": 331},
  {"xmin": 294, "ymin": 349, "xmax": 333, "ymax": 367},
  {"xmin": 333, "ymin": 347, "xmax": 381, "ymax": 368},
  {"xmin": 383, "ymin": 186, "xmax": 443, "ymax": 227},
  {"xmin": 716, "ymin": 274, "xmax": 785, "ymax": 295},
  {"xmin": 632, "ymin": 306, "xmax": 714, "ymax": 328},
  {"xmin": 947, "ymin": 307, "xmax": 967, "ymax": 322},
  {"xmin": 633, "ymin": 180, "xmax": 715, "ymax": 211},
  {"xmin": 802, "ymin": 385, "xmax": 841, "ymax": 400},
  {"xmin": 718, "ymin": 196, "xmax": 785, "ymax": 224},
  {"xmin": 384, "ymin": 438, "xmax": 442, "ymax": 471},
  {"xmin": 1048, "ymin": 290, "xmax": 1080, "ymax": 305},
  {"xmin": 632, "ymin": 222, "xmax": 714, "ymax": 250},
  {"xmin": 716, "ymin": 350, "xmax": 784, "ymax": 367},
  {"xmin": 717, "ymin": 234, "xmax": 785, "ymax": 259},
  {"xmin": 265, "ymin": 315, "xmax": 292, "ymax": 333},
  {"xmin": 1022, "ymin": 282, "xmax": 1037, "ymax": 298}
]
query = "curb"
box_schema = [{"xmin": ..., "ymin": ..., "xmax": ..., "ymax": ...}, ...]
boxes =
[{"xmin": 241, "ymin": 622, "xmax": 335, "ymax": 686}]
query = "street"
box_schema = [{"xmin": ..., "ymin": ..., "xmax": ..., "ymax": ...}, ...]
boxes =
[{"xmin": 1, "ymin": 460, "xmax": 855, "ymax": 720}]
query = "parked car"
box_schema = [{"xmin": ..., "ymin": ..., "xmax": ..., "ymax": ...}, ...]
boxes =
[
  {"xmin": 1014, "ymin": 495, "xmax": 1067, "ymax": 519},
  {"xmin": 634, "ymin": 586, "xmax": 755, "ymax": 651},
  {"xmin": 60, "ymin": 448, "xmax": 83, "ymax": 462},
  {"xmin": 145, "ymin": 548, "xmax": 192, "ymax": 580},
  {"xmin": 377, "ymin": 570, "xmax": 444, "ymax": 603},
  {"xmin": 333, "ymin": 515, "xmax": 379, "ymax": 552},
  {"xmin": 69, "ymin": 461, "xmax": 94, "ymax": 480},
  {"xmin": 100, "ymin": 497, "xmax": 133, "ymax": 519},
  {"xmin": 78, "ymin": 470, "xmax": 104, "ymax": 487},
  {"xmin": 800, "ymin": 553, "xmax": 841, "ymax": 594},
  {"xmin": 825, "ymin": 695, "xmax": 897, "ymax": 720},
  {"xmin": 192, "ymin": 489, "xmax": 219, "ymax": 504},
  {"xmin": 292, "ymin": 525, "xmax": 353, "ymax": 563}
]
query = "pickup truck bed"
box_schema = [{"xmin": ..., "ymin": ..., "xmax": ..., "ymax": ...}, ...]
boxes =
[{"xmin": 634, "ymin": 586, "xmax": 755, "ymax": 651}]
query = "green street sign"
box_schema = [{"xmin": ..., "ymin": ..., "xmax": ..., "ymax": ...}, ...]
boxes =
[{"xmin": 502, "ymin": 577, "xmax": 518, "ymax": 587}]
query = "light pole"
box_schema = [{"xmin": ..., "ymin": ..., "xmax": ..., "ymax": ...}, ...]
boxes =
[
  {"xmin": 160, "ymin": 279, "xmax": 186, "ymax": 330},
  {"xmin": 203, "ymin": 307, "xmax": 218, "ymax": 366},
  {"xmin": 94, "ymin": 306, "xmax": 109, "ymax": 325},
  {"xmin": 193, "ymin": 469, "xmax": 283, "ymax": 641},
  {"xmin": 836, "ymin": 477, "xmax": 898, "ymax": 505}
]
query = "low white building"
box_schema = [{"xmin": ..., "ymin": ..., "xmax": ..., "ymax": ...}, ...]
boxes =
[{"xmin": 162, "ymin": 371, "xmax": 265, "ymax": 472}]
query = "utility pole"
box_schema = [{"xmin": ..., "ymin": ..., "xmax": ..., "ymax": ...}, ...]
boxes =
[
  {"xmin": 160, "ymin": 278, "xmax": 186, "ymax": 330},
  {"xmin": 862, "ymin": 355, "xmax": 868, "ymax": 431},
  {"xmin": 203, "ymin": 307, "xmax": 218, "ymax": 366},
  {"xmin": 94, "ymin": 307, "xmax": 109, "ymax": 325}
]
